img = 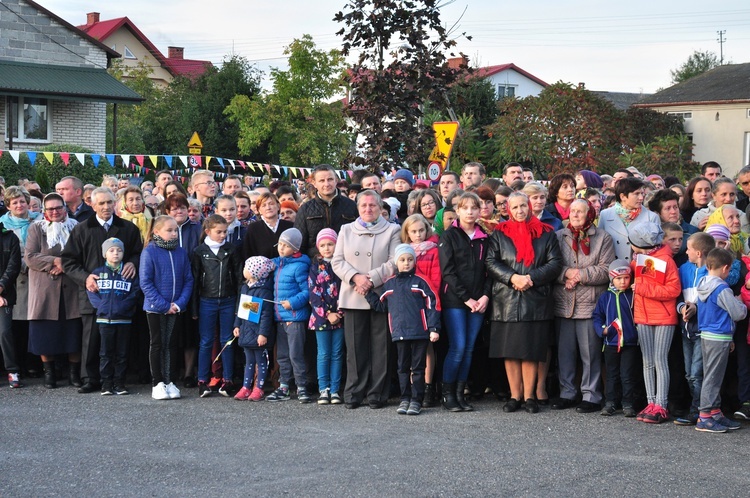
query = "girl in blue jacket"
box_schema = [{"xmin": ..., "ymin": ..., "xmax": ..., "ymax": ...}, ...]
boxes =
[{"xmin": 140, "ymin": 216, "xmax": 193, "ymax": 401}]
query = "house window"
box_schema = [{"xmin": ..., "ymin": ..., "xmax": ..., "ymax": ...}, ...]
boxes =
[
  {"xmin": 123, "ymin": 45, "xmax": 136, "ymax": 59},
  {"xmin": 6, "ymin": 96, "xmax": 50, "ymax": 142},
  {"xmin": 667, "ymin": 111, "xmax": 692, "ymax": 119},
  {"xmin": 497, "ymin": 85, "xmax": 516, "ymax": 99}
]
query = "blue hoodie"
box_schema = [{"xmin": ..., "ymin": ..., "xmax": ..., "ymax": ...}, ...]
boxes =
[{"xmin": 697, "ymin": 275, "xmax": 747, "ymax": 340}]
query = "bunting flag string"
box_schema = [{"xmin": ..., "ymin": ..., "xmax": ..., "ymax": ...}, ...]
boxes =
[{"xmin": 0, "ymin": 149, "xmax": 351, "ymax": 181}]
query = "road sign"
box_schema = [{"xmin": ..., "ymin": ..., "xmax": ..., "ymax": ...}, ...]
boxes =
[
  {"xmin": 427, "ymin": 121, "xmax": 459, "ymax": 178},
  {"xmin": 188, "ymin": 131, "xmax": 203, "ymax": 148},
  {"xmin": 427, "ymin": 162, "xmax": 442, "ymax": 181}
]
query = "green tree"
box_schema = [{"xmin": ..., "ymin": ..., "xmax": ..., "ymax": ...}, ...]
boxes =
[
  {"xmin": 225, "ymin": 35, "xmax": 349, "ymax": 167},
  {"xmin": 670, "ymin": 50, "xmax": 720, "ymax": 84},
  {"xmin": 619, "ymin": 134, "xmax": 700, "ymax": 183},
  {"xmin": 487, "ymin": 82, "xmax": 627, "ymax": 178},
  {"xmin": 335, "ymin": 0, "xmax": 469, "ymax": 171}
]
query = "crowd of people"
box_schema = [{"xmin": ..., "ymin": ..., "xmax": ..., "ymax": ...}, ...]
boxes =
[{"xmin": 3, "ymin": 159, "xmax": 750, "ymax": 432}]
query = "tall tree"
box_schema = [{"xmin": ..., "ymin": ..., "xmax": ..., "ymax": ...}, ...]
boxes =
[
  {"xmin": 225, "ymin": 35, "xmax": 349, "ymax": 167},
  {"xmin": 670, "ymin": 50, "xmax": 720, "ymax": 84},
  {"xmin": 334, "ymin": 0, "xmax": 469, "ymax": 171}
]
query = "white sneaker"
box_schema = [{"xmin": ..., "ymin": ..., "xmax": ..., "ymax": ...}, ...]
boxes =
[
  {"xmin": 152, "ymin": 382, "xmax": 169, "ymax": 400},
  {"xmin": 165, "ymin": 382, "xmax": 181, "ymax": 399}
]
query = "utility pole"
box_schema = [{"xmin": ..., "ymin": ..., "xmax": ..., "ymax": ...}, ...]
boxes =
[{"xmin": 717, "ymin": 30, "xmax": 726, "ymax": 64}]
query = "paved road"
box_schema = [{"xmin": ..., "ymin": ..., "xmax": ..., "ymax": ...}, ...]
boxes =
[{"xmin": 2, "ymin": 379, "xmax": 749, "ymax": 497}]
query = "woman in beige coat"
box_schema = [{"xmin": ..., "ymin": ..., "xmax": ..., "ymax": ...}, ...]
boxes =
[
  {"xmin": 552, "ymin": 199, "xmax": 614, "ymax": 413},
  {"xmin": 26, "ymin": 193, "xmax": 82, "ymax": 389},
  {"xmin": 332, "ymin": 190, "xmax": 400, "ymax": 409}
]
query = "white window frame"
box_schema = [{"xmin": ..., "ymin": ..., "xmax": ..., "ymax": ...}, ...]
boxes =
[
  {"xmin": 123, "ymin": 45, "xmax": 136, "ymax": 59},
  {"xmin": 667, "ymin": 111, "xmax": 692, "ymax": 119},
  {"xmin": 6, "ymin": 96, "xmax": 52, "ymax": 143},
  {"xmin": 744, "ymin": 132, "xmax": 750, "ymax": 166}
]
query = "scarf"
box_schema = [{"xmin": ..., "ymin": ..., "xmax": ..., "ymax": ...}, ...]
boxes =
[
  {"xmin": 554, "ymin": 202, "xmax": 571, "ymax": 220},
  {"xmin": 119, "ymin": 203, "xmax": 153, "ymax": 243},
  {"xmin": 0, "ymin": 211, "xmax": 40, "ymax": 248},
  {"xmin": 495, "ymin": 204, "xmax": 554, "ymax": 267},
  {"xmin": 37, "ymin": 216, "xmax": 77, "ymax": 250},
  {"xmin": 706, "ymin": 204, "xmax": 747, "ymax": 256},
  {"xmin": 567, "ymin": 200, "xmax": 597, "ymax": 255},
  {"xmin": 614, "ymin": 202, "xmax": 641, "ymax": 227},
  {"xmin": 410, "ymin": 240, "xmax": 437, "ymax": 258},
  {"xmin": 151, "ymin": 233, "xmax": 178, "ymax": 251},
  {"xmin": 356, "ymin": 216, "xmax": 383, "ymax": 228},
  {"xmin": 205, "ymin": 236, "xmax": 223, "ymax": 255}
]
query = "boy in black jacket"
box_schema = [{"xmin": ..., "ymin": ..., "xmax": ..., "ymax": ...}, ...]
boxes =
[
  {"xmin": 87, "ymin": 238, "xmax": 140, "ymax": 395},
  {"xmin": 366, "ymin": 244, "xmax": 439, "ymax": 415}
]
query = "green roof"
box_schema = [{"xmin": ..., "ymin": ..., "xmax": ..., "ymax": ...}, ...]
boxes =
[{"xmin": 0, "ymin": 60, "xmax": 143, "ymax": 104}]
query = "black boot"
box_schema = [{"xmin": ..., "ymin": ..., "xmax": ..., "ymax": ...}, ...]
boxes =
[
  {"xmin": 423, "ymin": 383, "xmax": 436, "ymax": 408},
  {"xmin": 69, "ymin": 362, "xmax": 82, "ymax": 388},
  {"xmin": 43, "ymin": 361, "xmax": 57, "ymax": 389},
  {"xmin": 456, "ymin": 381, "xmax": 474, "ymax": 411},
  {"xmin": 442, "ymin": 382, "xmax": 462, "ymax": 412}
]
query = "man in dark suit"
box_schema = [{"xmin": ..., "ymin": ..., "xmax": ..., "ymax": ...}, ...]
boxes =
[{"xmin": 61, "ymin": 187, "xmax": 142, "ymax": 393}]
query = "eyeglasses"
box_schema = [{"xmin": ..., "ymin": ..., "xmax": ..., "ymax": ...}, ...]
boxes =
[
  {"xmin": 496, "ymin": 201, "xmax": 508, "ymax": 207},
  {"xmin": 195, "ymin": 181, "xmax": 217, "ymax": 187},
  {"xmin": 44, "ymin": 206, "xmax": 65, "ymax": 212},
  {"xmin": 146, "ymin": 203, "xmax": 159, "ymax": 209},
  {"xmin": 420, "ymin": 200, "xmax": 436, "ymax": 208}
]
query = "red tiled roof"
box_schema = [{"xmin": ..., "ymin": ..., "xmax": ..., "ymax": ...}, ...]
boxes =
[
  {"xmin": 474, "ymin": 63, "xmax": 548, "ymax": 87},
  {"xmin": 78, "ymin": 16, "xmax": 212, "ymax": 78}
]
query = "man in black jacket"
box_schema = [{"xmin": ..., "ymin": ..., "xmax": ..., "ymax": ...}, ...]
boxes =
[
  {"xmin": 295, "ymin": 164, "xmax": 357, "ymax": 258},
  {"xmin": 56, "ymin": 176, "xmax": 94, "ymax": 222},
  {"xmin": 61, "ymin": 188, "xmax": 143, "ymax": 393}
]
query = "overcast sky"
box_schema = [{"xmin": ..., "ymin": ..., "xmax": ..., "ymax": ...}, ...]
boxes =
[{"xmin": 44, "ymin": 0, "xmax": 750, "ymax": 94}]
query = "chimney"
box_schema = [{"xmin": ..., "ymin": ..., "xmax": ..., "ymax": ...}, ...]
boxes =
[
  {"xmin": 86, "ymin": 12, "xmax": 100, "ymax": 25},
  {"xmin": 448, "ymin": 56, "xmax": 469, "ymax": 69},
  {"xmin": 168, "ymin": 46, "xmax": 184, "ymax": 60}
]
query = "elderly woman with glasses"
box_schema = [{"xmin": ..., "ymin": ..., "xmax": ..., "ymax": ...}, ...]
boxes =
[{"xmin": 25, "ymin": 193, "xmax": 82, "ymax": 388}]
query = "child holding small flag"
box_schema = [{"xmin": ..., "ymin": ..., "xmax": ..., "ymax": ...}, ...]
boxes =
[
  {"xmin": 232, "ymin": 256, "xmax": 275, "ymax": 401},
  {"xmin": 628, "ymin": 223, "xmax": 681, "ymax": 424},
  {"xmin": 593, "ymin": 260, "xmax": 638, "ymax": 417}
]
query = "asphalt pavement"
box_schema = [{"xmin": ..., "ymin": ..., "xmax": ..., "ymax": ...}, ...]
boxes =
[{"xmin": 2, "ymin": 379, "xmax": 750, "ymax": 497}]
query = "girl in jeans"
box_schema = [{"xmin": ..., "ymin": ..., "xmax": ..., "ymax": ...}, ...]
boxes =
[
  {"xmin": 438, "ymin": 193, "xmax": 491, "ymax": 412},
  {"xmin": 192, "ymin": 215, "xmax": 242, "ymax": 398}
]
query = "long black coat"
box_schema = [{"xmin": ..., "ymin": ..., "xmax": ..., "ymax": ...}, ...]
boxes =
[{"xmin": 485, "ymin": 228, "xmax": 563, "ymax": 323}]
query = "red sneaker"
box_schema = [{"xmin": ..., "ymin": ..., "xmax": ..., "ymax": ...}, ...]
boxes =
[
  {"xmin": 208, "ymin": 377, "xmax": 222, "ymax": 390},
  {"xmin": 249, "ymin": 387, "xmax": 264, "ymax": 401},
  {"xmin": 234, "ymin": 386, "xmax": 252, "ymax": 400},
  {"xmin": 636, "ymin": 403, "xmax": 654, "ymax": 422}
]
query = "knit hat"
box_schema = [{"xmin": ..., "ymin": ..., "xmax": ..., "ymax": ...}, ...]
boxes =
[
  {"xmin": 646, "ymin": 174, "xmax": 664, "ymax": 185},
  {"xmin": 278, "ymin": 227, "xmax": 302, "ymax": 252},
  {"xmin": 244, "ymin": 256, "xmax": 275, "ymax": 280},
  {"xmin": 608, "ymin": 259, "xmax": 632, "ymax": 280},
  {"xmin": 280, "ymin": 200, "xmax": 298, "ymax": 213},
  {"xmin": 102, "ymin": 237, "xmax": 124, "ymax": 257},
  {"xmin": 705, "ymin": 224, "xmax": 731, "ymax": 241},
  {"xmin": 394, "ymin": 243, "xmax": 416, "ymax": 260},
  {"xmin": 316, "ymin": 228, "xmax": 338, "ymax": 248},
  {"xmin": 627, "ymin": 222, "xmax": 663, "ymax": 249},
  {"xmin": 578, "ymin": 170, "xmax": 603, "ymax": 189},
  {"xmin": 393, "ymin": 169, "xmax": 415, "ymax": 188}
]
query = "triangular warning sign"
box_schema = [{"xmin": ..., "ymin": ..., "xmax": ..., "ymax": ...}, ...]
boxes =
[{"xmin": 187, "ymin": 131, "xmax": 203, "ymax": 148}]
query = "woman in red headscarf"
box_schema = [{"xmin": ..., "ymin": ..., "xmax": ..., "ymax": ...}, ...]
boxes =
[
  {"xmin": 552, "ymin": 199, "xmax": 615, "ymax": 414},
  {"xmin": 486, "ymin": 191, "xmax": 563, "ymax": 414}
]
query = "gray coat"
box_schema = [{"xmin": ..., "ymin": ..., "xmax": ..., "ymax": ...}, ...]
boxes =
[
  {"xmin": 25, "ymin": 221, "xmax": 81, "ymax": 321},
  {"xmin": 553, "ymin": 226, "xmax": 615, "ymax": 320}
]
